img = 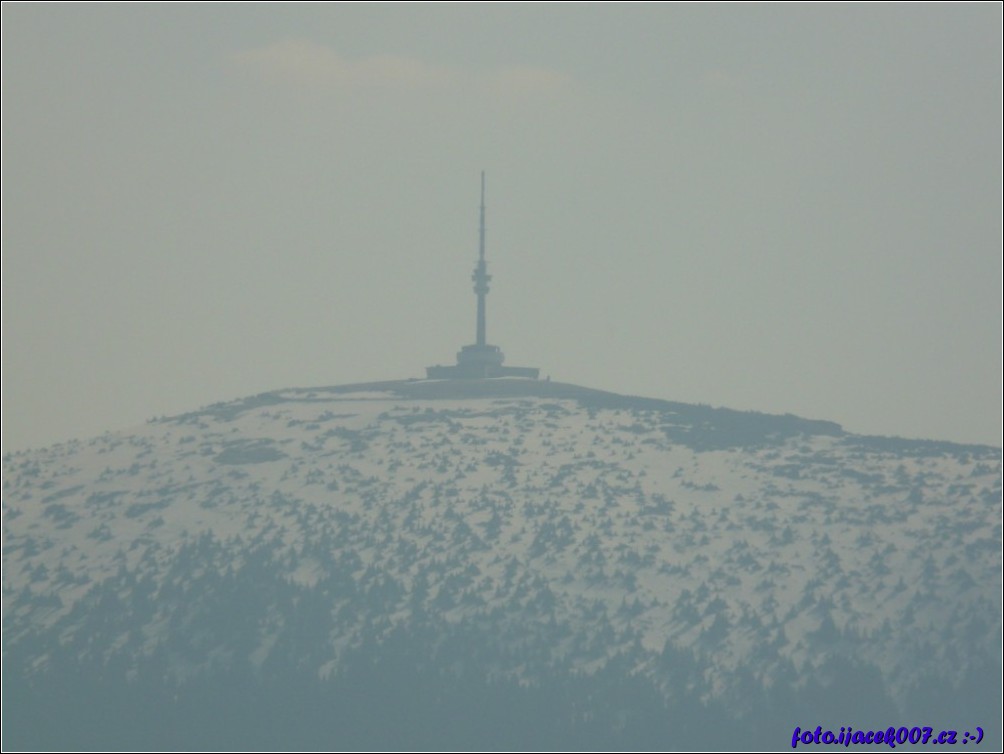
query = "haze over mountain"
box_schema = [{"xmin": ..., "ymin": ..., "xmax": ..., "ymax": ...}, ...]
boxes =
[
  {"xmin": 3, "ymin": 6, "xmax": 1000, "ymax": 750},
  {"xmin": 3, "ymin": 5, "xmax": 1001, "ymax": 452},
  {"xmin": 3, "ymin": 378, "xmax": 1000, "ymax": 750}
]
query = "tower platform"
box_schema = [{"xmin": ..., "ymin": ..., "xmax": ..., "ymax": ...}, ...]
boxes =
[{"xmin": 427, "ymin": 344, "xmax": 539, "ymax": 380}]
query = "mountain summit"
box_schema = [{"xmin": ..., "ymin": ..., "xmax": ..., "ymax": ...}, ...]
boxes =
[{"xmin": 3, "ymin": 379, "xmax": 1000, "ymax": 750}]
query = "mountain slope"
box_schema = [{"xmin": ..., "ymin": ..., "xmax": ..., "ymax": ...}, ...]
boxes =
[{"xmin": 3, "ymin": 379, "xmax": 1001, "ymax": 750}]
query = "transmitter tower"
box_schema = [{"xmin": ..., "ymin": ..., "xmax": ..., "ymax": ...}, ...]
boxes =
[{"xmin": 426, "ymin": 173, "xmax": 539, "ymax": 380}]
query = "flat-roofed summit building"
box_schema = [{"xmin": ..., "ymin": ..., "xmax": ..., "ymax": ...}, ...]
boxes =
[{"xmin": 426, "ymin": 173, "xmax": 540, "ymax": 380}]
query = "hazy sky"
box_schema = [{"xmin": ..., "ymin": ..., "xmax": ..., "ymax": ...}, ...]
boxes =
[{"xmin": 3, "ymin": 4, "xmax": 1001, "ymax": 451}]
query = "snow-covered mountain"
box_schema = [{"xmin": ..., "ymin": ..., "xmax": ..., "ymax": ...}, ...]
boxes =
[{"xmin": 3, "ymin": 379, "xmax": 1001, "ymax": 750}]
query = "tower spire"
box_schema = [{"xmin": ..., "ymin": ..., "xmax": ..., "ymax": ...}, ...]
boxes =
[
  {"xmin": 479, "ymin": 170, "xmax": 486, "ymax": 262},
  {"xmin": 473, "ymin": 170, "xmax": 490, "ymax": 347}
]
